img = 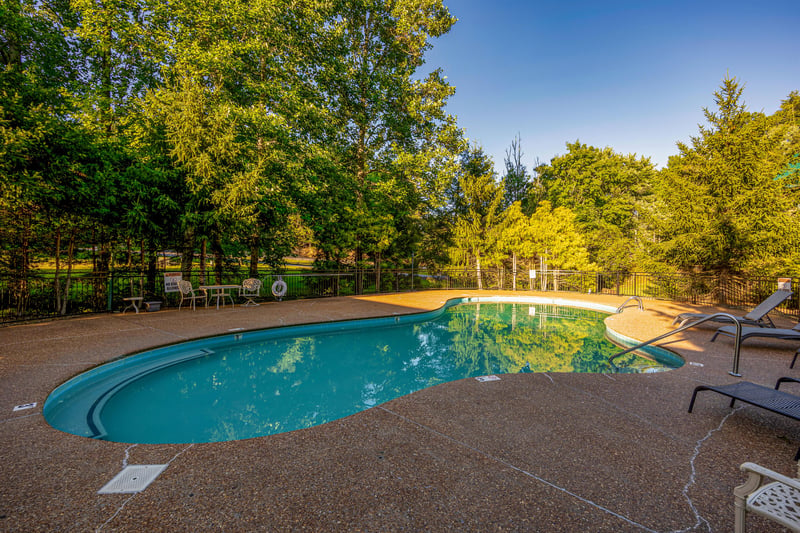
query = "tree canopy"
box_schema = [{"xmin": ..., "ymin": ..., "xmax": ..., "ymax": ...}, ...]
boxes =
[{"xmin": 2, "ymin": 0, "xmax": 798, "ymax": 298}]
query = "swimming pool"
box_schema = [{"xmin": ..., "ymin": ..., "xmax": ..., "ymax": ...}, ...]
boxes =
[{"xmin": 43, "ymin": 297, "xmax": 682, "ymax": 444}]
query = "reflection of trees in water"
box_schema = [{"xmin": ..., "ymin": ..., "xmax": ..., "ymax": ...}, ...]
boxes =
[
  {"xmin": 421, "ymin": 303, "xmax": 644, "ymax": 375},
  {"xmin": 101, "ymin": 303, "xmax": 670, "ymax": 442}
]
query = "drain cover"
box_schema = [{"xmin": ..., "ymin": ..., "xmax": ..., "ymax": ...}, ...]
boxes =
[{"xmin": 98, "ymin": 465, "xmax": 167, "ymax": 494}]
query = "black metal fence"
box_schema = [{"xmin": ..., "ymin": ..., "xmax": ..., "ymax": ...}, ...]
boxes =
[{"xmin": 1, "ymin": 267, "xmax": 798, "ymax": 325}]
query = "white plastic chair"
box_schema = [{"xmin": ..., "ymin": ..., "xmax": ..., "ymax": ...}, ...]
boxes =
[{"xmin": 239, "ymin": 278, "xmax": 262, "ymax": 307}]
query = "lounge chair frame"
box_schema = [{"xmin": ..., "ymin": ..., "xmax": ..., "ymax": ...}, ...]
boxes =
[
  {"xmin": 711, "ymin": 322, "xmax": 800, "ymax": 343},
  {"xmin": 688, "ymin": 377, "xmax": 800, "ymax": 459},
  {"xmin": 672, "ymin": 289, "xmax": 793, "ymax": 328}
]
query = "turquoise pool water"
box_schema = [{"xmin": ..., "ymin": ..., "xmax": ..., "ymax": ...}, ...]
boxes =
[{"xmin": 43, "ymin": 298, "xmax": 683, "ymax": 444}]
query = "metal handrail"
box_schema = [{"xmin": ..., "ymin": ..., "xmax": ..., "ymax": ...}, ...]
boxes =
[
  {"xmin": 608, "ymin": 313, "xmax": 744, "ymax": 377},
  {"xmin": 616, "ymin": 296, "xmax": 644, "ymax": 313}
]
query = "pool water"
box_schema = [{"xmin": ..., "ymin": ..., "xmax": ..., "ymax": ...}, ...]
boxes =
[{"xmin": 44, "ymin": 299, "xmax": 682, "ymax": 444}]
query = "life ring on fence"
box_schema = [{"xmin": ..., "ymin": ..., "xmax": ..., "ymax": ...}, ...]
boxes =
[{"xmin": 271, "ymin": 279, "xmax": 288, "ymax": 299}]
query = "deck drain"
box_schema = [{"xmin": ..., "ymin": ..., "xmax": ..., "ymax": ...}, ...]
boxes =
[
  {"xmin": 98, "ymin": 465, "xmax": 167, "ymax": 494},
  {"xmin": 475, "ymin": 375, "xmax": 501, "ymax": 382}
]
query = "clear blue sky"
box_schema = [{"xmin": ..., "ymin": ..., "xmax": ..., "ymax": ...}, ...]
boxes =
[{"xmin": 423, "ymin": 0, "xmax": 800, "ymax": 172}]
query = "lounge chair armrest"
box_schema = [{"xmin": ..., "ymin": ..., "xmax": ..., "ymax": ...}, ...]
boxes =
[
  {"xmin": 737, "ymin": 462, "xmax": 800, "ymax": 494},
  {"xmin": 776, "ymin": 377, "xmax": 800, "ymax": 390}
]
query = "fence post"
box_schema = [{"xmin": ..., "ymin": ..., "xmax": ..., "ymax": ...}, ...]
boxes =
[
  {"xmin": 616, "ymin": 272, "xmax": 620, "ymax": 296},
  {"xmin": 107, "ymin": 271, "xmax": 114, "ymax": 311}
]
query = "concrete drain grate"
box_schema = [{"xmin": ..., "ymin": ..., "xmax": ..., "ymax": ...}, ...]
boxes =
[{"xmin": 98, "ymin": 465, "xmax": 168, "ymax": 494}]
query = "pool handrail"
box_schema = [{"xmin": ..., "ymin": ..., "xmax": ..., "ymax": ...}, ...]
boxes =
[
  {"xmin": 608, "ymin": 313, "xmax": 744, "ymax": 377},
  {"xmin": 616, "ymin": 296, "xmax": 645, "ymax": 313}
]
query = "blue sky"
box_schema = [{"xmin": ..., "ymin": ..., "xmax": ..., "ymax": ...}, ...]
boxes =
[{"xmin": 423, "ymin": 0, "xmax": 800, "ymax": 172}]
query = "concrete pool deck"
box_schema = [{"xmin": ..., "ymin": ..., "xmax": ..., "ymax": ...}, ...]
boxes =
[{"xmin": 2, "ymin": 290, "xmax": 800, "ymax": 532}]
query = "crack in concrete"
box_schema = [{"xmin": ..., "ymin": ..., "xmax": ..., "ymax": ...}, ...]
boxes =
[
  {"xmin": 121, "ymin": 444, "xmax": 137, "ymax": 469},
  {"xmin": 668, "ymin": 406, "xmax": 744, "ymax": 533},
  {"xmin": 379, "ymin": 405, "xmax": 658, "ymax": 532},
  {"xmin": 95, "ymin": 443, "xmax": 195, "ymax": 532}
]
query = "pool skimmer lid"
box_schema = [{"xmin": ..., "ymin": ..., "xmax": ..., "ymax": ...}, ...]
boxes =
[{"xmin": 98, "ymin": 465, "xmax": 167, "ymax": 494}]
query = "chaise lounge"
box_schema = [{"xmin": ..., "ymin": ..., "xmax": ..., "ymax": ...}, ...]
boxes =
[
  {"xmin": 672, "ymin": 289, "xmax": 793, "ymax": 328},
  {"xmin": 688, "ymin": 377, "xmax": 800, "ymax": 459},
  {"xmin": 711, "ymin": 322, "xmax": 800, "ymax": 344}
]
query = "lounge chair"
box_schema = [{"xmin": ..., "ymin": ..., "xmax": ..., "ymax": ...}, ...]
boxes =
[
  {"xmin": 711, "ymin": 322, "xmax": 800, "ymax": 344},
  {"xmin": 672, "ymin": 289, "xmax": 793, "ymax": 327},
  {"xmin": 688, "ymin": 377, "xmax": 800, "ymax": 459},
  {"xmin": 734, "ymin": 461, "xmax": 800, "ymax": 533}
]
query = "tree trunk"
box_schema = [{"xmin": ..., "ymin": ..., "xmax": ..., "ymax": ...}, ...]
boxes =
[
  {"xmin": 125, "ymin": 236, "xmax": 132, "ymax": 267},
  {"xmin": 249, "ymin": 234, "xmax": 259, "ymax": 278},
  {"xmin": 355, "ymin": 246, "xmax": 363, "ymax": 295},
  {"xmin": 54, "ymin": 227, "xmax": 62, "ymax": 313},
  {"xmin": 212, "ymin": 233, "xmax": 224, "ymax": 284},
  {"xmin": 476, "ymin": 252, "xmax": 483, "ymax": 290},
  {"xmin": 512, "ymin": 252, "xmax": 517, "ymax": 291},
  {"xmin": 180, "ymin": 227, "xmax": 195, "ymax": 279},
  {"xmin": 199, "ymin": 239, "xmax": 207, "ymax": 285},
  {"xmin": 59, "ymin": 228, "xmax": 76, "ymax": 315},
  {"xmin": 375, "ymin": 251, "xmax": 381, "ymax": 293}
]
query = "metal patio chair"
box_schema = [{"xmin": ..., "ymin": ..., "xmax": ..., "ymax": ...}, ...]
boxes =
[
  {"xmin": 239, "ymin": 278, "xmax": 262, "ymax": 307},
  {"xmin": 177, "ymin": 280, "xmax": 207, "ymax": 311}
]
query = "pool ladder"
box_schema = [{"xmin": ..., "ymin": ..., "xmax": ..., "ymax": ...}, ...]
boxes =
[
  {"xmin": 616, "ymin": 296, "xmax": 644, "ymax": 313},
  {"xmin": 608, "ymin": 313, "xmax": 744, "ymax": 377}
]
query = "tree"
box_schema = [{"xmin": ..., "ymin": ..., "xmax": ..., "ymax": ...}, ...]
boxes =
[
  {"xmin": 536, "ymin": 141, "xmax": 654, "ymax": 271},
  {"xmin": 527, "ymin": 201, "xmax": 594, "ymax": 272},
  {"xmin": 651, "ymin": 77, "xmax": 800, "ymax": 277},
  {"xmin": 313, "ymin": 0, "xmax": 459, "ymax": 279},
  {"xmin": 502, "ymin": 133, "xmax": 529, "ymax": 207},
  {"xmin": 450, "ymin": 146, "xmax": 504, "ymax": 288}
]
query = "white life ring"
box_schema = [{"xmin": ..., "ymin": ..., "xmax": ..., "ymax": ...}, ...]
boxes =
[{"xmin": 271, "ymin": 279, "xmax": 288, "ymax": 299}]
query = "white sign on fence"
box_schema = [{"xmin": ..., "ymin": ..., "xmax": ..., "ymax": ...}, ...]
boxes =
[
  {"xmin": 778, "ymin": 278, "xmax": 792, "ymax": 291},
  {"xmin": 529, "ymin": 270, "xmax": 536, "ymax": 278},
  {"xmin": 164, "ymin": 272, "xmax": 182, "ymax": 293}
]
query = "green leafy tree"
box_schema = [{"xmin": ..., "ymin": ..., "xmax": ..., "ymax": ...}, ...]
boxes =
[
  {"xmin": 313, "ymin": 0, "xmax": 459, "ymax": 279},
  {"xmin": 528, "ymin": 201, "xmax": 594, "ymax": 272},
  {"xmin": 536, "ymin": 142, "xmax": 655, "ymax": 271},
  {"xmin": 651, "ymin": 77, "xmax": 800, "ymax": 277},
  {"xmin": 450, "ymin": 146, "xmax": 504, "ymax": 288}
]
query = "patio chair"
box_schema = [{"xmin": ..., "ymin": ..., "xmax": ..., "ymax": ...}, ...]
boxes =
[
  {"xmin": 734, "ymin": 461, "xmax": 800, "ymax": 533},
  {"xmin": 711, "ymin": 322, "xmax": 800, "ymax": 347},
  {"xmin": 239, "ymin": 278, "xmax": 262, "ymax": 307},
  {"xmin": 122, "ymin": 277, "xmax": 144, "ymax": 314},
  {"xmin": 672, "ymin": 289, "xmax": 793, "ymax": 328},
  {"xmin": 688, "ymin": 377, "xmax": 800, "ymax": 460},
  {"xmin": 177, "ymin": 280, "xmax": 207, "ymax": 311}
]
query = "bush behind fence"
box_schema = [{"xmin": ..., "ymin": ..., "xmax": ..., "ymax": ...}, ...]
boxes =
[{"xmin": 1, "ymin": 268, "xmax": 797, "ymax": 325}]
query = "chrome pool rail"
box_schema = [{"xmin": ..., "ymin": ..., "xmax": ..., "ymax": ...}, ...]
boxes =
[
  {"xmin": 608, "ymin": 313, "xmax": 744, "ymax": 377},
  {"xmin": 616, "ymin": 296, "xmax": 645, "ymax": 313}
]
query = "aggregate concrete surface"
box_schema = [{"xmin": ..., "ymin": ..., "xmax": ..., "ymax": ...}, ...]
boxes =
[{"xmin": 2, "ymin": 290, "xmax": 799, "ymax": 532}]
